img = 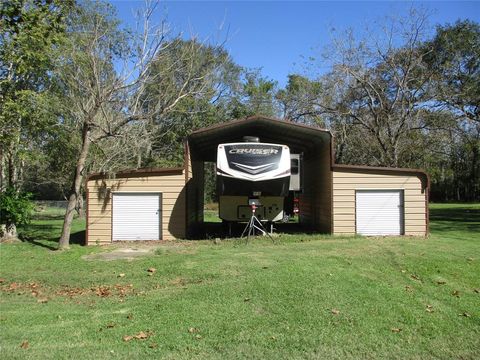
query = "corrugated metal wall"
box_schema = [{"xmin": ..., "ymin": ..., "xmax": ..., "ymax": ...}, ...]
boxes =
[
  {"xmin": 86, "ymin": 172, "xmax": 186, "ymax": 244},
  {"xmin": 298, "ymin": 140, "xmax": 332, "ymax": 232},
  {"xmin": 332, "ymin": 170, "xmax": 427, "ymax": 236},
  {"xmin": 186, "ymin": 160, "xmax": 205, "ymax": 237}
]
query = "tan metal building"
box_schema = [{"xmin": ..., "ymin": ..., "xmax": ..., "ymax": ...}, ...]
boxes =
[
  {"xmin": 86, "ymin": 168, "xmax": 187, "ymax": 245},
  {"xmin": 86, "ymin": 116, "xmax": 428, "ymax": 244}
]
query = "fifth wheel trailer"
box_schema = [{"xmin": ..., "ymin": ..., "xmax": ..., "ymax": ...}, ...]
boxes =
[{"xmin": 216, "ymin": 139, "xmax": 291, "ymax": 222}]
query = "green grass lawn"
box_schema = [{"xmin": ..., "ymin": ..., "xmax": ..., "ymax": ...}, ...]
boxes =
[
  {"xmin": 204, "ymin": 209, "xmax": 221, "ymax": 223},
  {"xmin": 1, "ymin": 204, "xmax": 479, "ymax": 359}
]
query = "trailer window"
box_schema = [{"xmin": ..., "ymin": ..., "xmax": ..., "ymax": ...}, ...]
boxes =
[{"xmin": 291, "ymin": 158, "xmax": 299, "ymax": 175}]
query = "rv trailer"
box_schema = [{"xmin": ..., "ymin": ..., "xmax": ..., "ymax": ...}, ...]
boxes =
[{"xmin": 216, "ymin": 138, "xmax": 291, "ymax": 223}]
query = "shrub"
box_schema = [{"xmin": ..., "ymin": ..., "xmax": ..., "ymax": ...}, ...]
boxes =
[{"xmin": 0, "ymin": 188, "xmax": 35, "ymax": 238}]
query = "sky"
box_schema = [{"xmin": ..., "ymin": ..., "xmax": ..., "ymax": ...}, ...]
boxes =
[{"xmin": 111, "ymin": 1, "xmax": 480, "ymax": 87}]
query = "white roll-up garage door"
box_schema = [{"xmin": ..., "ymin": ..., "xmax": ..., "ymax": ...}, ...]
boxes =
[
  {"xmin": 112, "ymin": 193, "xmax": 161, "ymax": 241},
  {"xmin": 356, "ymin": 190, "xmax": 404, "ymax": 236}
]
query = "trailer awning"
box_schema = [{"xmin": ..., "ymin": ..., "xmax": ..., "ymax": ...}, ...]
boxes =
[{"xmin": 187, "ymin": 116, "xmax": 332, "ymax": 161}]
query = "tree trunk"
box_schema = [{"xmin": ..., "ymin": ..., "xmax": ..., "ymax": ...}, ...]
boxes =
[
  {"xmin": 7, "ymin": 150, "xmax": 17, "ymax": 189},
  {"xmin": 471, "ymin": 145, "xmax": 478, "ymax": 201},
  {"xmin": 58, "ymin": 123, "xmax": 91, "ymax": 249},
  {"xmin": 0, "ymin": 223, "xmax": 17, "ymax": 240},
  {"xmin": 0, "ymin": 147, "xmax": 4, "ymax": 191},
  {"xmin": 76, "ymin": 196, "xmax": 84, "ymax": 219}
]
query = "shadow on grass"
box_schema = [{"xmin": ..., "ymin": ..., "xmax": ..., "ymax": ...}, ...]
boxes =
[
  {"xmin": 19, "ymin": 228, "xmax": 86, "ymax": 250},
  {"xmin": 70, "ymin": 230, "xmax": 86, "ymax": 246},
  {"xmin": 200, "ymin": 221, "xmax": 316, "ymax": 240},
  {"xmin": 429, "ymin": 206, "xmax": 480, "ymax": 234},
  {"xmin": 32, "ymin": 214, "xmax": 66, "ymax": 221}
]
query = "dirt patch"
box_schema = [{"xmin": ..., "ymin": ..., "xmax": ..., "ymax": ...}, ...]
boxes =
[
  {"xmin": 83, "ymin": 241, "xmax": 196, "ymax": 261},
  {"xmin": 0, "ymin": 281, "xmax": 134, "ymax": 300},
  {"xmin": 56, "ymin": 284, "xmax": 134, "ymax": 298},
  {"xmin": 82, "ymin": 248, "xmax": 154, "ymax": 261},
  {"xmin": 0, "ymin": 236, "xmax": 21, "ymax": 244},
  {"xmin": 108, "ymin": 240, "xmax": 195, "ymax": 248}
]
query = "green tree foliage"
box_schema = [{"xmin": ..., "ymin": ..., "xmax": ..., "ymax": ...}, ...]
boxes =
[
  {"xmin": 276, "ymin": 74, "xmax": 324, "ymax": 126},
  {"xmin": 240, "ymin": 70, "xmax": 279, "ymax": 117},
  {"xmin": 0, "ymin": 0, "xmax": 71, "ymax": 191},
  {"xmin": 22, "ymin": 124, "xmax": 81, "ymax": 200},
  {"xmin": 0, "ymin": 187, "xmax": 34, "ymax": 239},
  {"xmin": 423, "ymin": 20, "xmax": 480, "ymax": 200},
  {"xmin": 425, "ymin": 20, "xmax": 480, "ymax": 123}
]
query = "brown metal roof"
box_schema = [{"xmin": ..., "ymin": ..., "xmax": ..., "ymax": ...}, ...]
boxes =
[
  {"xmin": 87, "ymin": 167, "xmax": 184, "ymax": 181},
  {"xmin": 188, "ymin": 115, "xmax": 332, "ymax": 161},
  {"xmin": 332, "ymin": 164, "xmax": 430, "ymax": 190}
]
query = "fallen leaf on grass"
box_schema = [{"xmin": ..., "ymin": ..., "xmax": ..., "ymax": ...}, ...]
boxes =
[
  {"xmin": 391, "ymin": 328, "xmax": 402, "ymax": 333},
  {"xmin": 147, "ymin": 268, "xmax": 156, "ymax": 273},
  {"xmin": 55, "ymin": 286, "xmax": 87, "ymax": 298},
  {"xmin": 118, "ymin": 273, "xmax": 125, "ymax": 278},
  {"xmin": 451, "ymin": 290, "xmax": 460, "ymax": 297},
  {"xmin": 400, "ymin": 269, "xmax": 407, "ymax": 273},
  {"xmin": 134, "ymin": 331, "xmax": 149, "ymax": 339},
  {"xmin": 8, "ymin": 282, "xmax": 18, "ymax": 291},
  {"xmin": 20, "ymin": 340, "xmax": 29, "ymax": 349},
  {"xmin": 195, "ymin": 334, "xmax": 202, "ymax": 340},
  {"xmin": 123, "ymin": 331, "xmax": 153, "ymax": 342},
  {"xmin": 331, "ymin": 309, "xmax": 340, "ymax": 315},
  {"xmin": 426, "ymin": 305, "xmax": 434, "ymax": 313},
  {"xmin": 94, "ymin": 286, "xmax": 111, "ymax": 297}
]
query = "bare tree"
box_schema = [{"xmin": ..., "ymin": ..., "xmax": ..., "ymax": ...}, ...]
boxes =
[
  {"xmin": 57, "ymin": 0, "xmax": 228, "ymax": 249},
  {"xmin": 317, "ymin": 9, "xmax": 436, "ymax": 167}
]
